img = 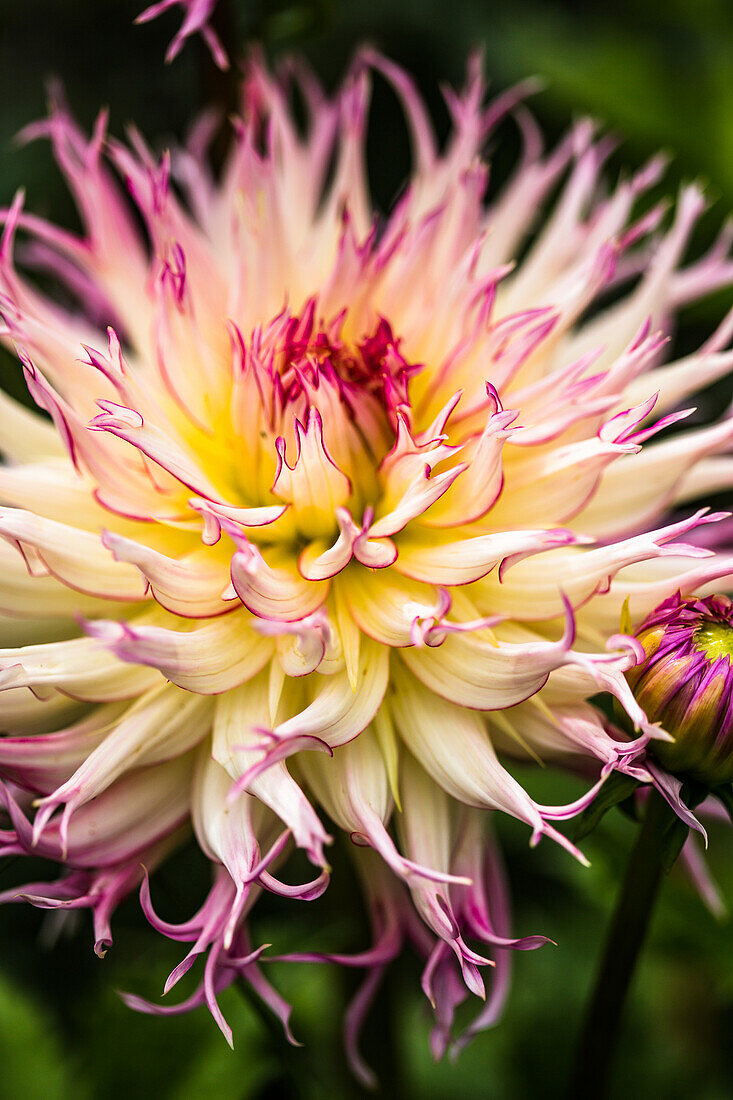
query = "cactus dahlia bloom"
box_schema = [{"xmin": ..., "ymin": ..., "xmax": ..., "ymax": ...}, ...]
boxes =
[{"xmin": 1, "ymin": 55, "xmax": 733, "ymax": 1072}]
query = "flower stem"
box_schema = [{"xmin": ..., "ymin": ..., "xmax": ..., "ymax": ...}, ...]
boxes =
[{"xmin": 569, "ymin": 788, "xmax": 676, "ymax": 1098}]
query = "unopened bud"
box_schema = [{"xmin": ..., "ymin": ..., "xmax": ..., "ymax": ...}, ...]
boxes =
[{"xmin": 626, "ymin": 594, "xmax": 733, "ymax": 785}]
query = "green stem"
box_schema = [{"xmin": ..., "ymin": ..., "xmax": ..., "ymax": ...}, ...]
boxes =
[{"xmin": 569, "ymin": 788, "xmax": 676, "ymax": 1099}]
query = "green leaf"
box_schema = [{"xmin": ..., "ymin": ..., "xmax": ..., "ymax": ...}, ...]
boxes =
[
  {"xmin": 573, "ymin": 772, "xmax": 641, "ymax": 841},
  {"xmin": 0, "ymin": 971, "xmax": 91, "ymax": 1100}
]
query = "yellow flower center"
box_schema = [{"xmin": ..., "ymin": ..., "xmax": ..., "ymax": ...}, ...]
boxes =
[{"xmin": 694, "ymin": 622, "xmax": 733, "ymax": 662}]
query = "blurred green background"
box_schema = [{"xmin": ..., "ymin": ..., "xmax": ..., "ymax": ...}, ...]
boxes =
[{"xmin": 1, "ymin": 1, "xmax": 733, "ymax": 1097}]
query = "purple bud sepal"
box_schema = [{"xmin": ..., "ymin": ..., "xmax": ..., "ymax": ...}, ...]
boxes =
[{"xmin": 626, "ymin": 593, "xmax": 733, "ymax": 787}]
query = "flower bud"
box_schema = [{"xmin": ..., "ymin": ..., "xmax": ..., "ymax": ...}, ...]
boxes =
[{"xmin": 626, "ymin": 594, "xmax": 733, "ymax": 784}]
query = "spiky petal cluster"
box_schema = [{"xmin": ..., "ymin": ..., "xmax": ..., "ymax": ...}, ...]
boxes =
[
  {"xmin": 136, "ymin": 0, "xmax": 226, "ymax": 69},
  {"xmin": 1, "ymin": 56, "xmax": 733, "ymax": 1071}
]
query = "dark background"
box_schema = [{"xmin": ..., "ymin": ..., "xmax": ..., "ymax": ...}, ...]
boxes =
[{"xmin": 1, "ymin": 1, "xmax": 733, "ymax": 1097}]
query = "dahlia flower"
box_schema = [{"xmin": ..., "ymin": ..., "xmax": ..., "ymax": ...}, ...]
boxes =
[{"xmin": 1, "ymin": 55, "xmax": 733, "ymax": 1074}]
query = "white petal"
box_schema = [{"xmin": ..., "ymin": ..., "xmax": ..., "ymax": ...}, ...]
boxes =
[
  {"xmin": 230, "ymin": 542, "xmax": 328, "ymax": 623},
  {"xmin": 391, "ymin": 668, "xmax": 545, "ymax": 830},
  {"xmin": 272, "ymin": 636, "xmax": 389, "ymax": 748},
  {"xmin": 0, "ymin": 701, "xmax": 124, "ymax": 790},
  {"xmin": 0, "ymin": 388, "xmax": 66, "ymax": 462},
  {"xmin": 420, "ymin": 405, "xmax": 514, "ymax": 528},
  {"xmin": 0, "ymin": 635, "xmax": 161, "ymax": 701},
  {"xmin": 393, "ymin": 527, "xmax": 577, "ymax": 585},
  {"xmin": 84, "ymin": 612, "xmax": 273, "ymax": 694},
  {"xmin": 575, "ymin": 419, "xmax": 733, "ymax": 538},
  {"xmin": 401, "ymin": 615, "xmax": 573, "ymax": 710},
  {"xmin": 213, "ymin": 678, "xmax": 330, "ymax": 865},
  {"xmin": 0, "ymin": 541, "xmax": 110, "ymax": 619},
  {"xmin": 0, "ymin": 508, "xmax": 147, "ymax": 601},
  {"xmin": 339, "ymin": 569, "xmax": 441, "ymax": 647},
  {"xmin": 272, "ymin": 409, "xmax": 351, "ymax": 538},
  {"xmin": 36, "ymin": 686, "xmax": 212, "ymax": 825},
  {"xmin": 102, "ymin": 530, "xmax": 231, "ymax": 618},
  {"xmin": 18, "ymin": 754, "xmax": 193, "ymax": 866}
]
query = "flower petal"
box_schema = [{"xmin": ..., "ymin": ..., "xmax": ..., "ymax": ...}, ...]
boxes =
[
  {"xmin": 0, "ymin": 508, "xmax": 148, "ymax": 601},
  {"xmin": 393, "ymin": 527, "xmax": 578, "ymax": 585},
  {"xmin": 272, "ymin": 637, "xmax": 389, "ymax": 748},
  {"xmin": 401, "ymin": 610, "xmax": 574, "ymax": 710},
  {"xmin": 84, "ymin": 613, "xmax": 273, "ymax": 694}
]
